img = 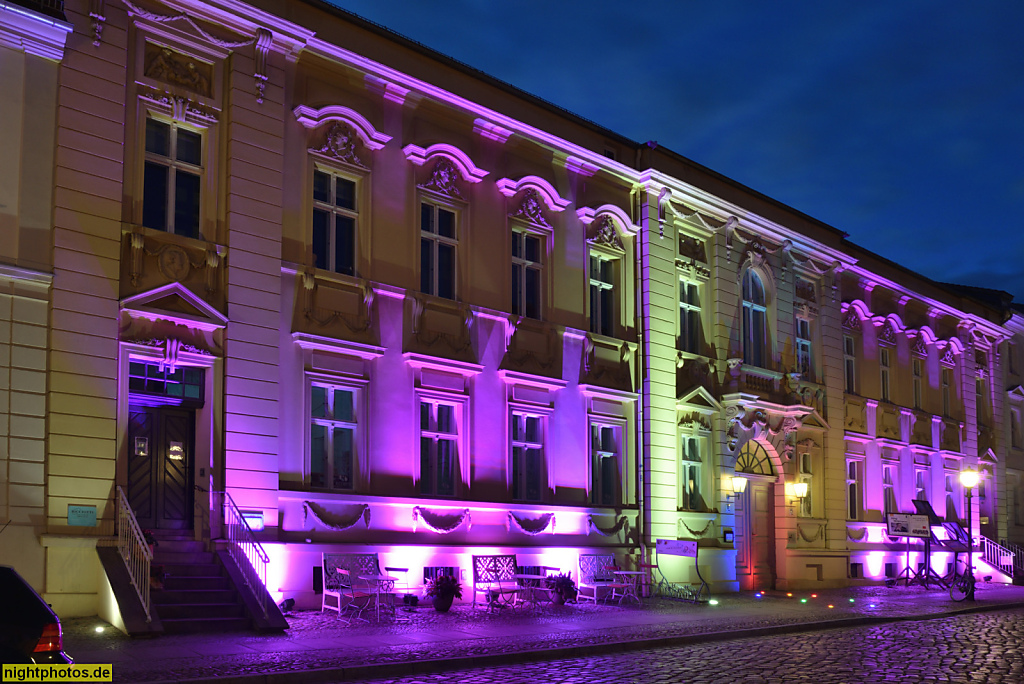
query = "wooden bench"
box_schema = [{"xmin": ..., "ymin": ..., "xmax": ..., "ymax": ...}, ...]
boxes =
[
  {"xmin": 577, "ymin": 554, "xmax": 631, "ymax": 605},
  {"xmin": 321, "ymin": 552, "xmax": 384, "ymax": 620},
  {"xmin": 472, "ymin": 554, "xmax": 521, "ymax": 611}
]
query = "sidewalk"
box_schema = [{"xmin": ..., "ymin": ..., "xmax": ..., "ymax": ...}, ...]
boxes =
[{"xmin": 62, "ymin": 583, "xmax": 1024, "ymax": 684}]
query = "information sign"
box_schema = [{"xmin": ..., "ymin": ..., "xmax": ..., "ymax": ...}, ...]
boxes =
[
  {"xmin": 886, "ymin": 513, "xmax": 930, "ymax": 538},
  {"xmin": 656, "ymin": 539, "xmax": 698, "ymax": 557},
  {"xmin": 67, "ymin": 504, "xmax": 97, "ymax": 527}
]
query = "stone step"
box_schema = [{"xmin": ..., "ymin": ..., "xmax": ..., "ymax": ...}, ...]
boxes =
[
  {"xmin": 152, "ymin": 551, "xmax": 215, "ymax": 565},
  {"xmin": 156, "ymin": 602, "xmax": 246, "ymax": 620},
  {"xmin": 159, "ymin": 562, "xmax": 223, "ymax": 577},
  {"xmin": 160, "ymin": 616, "xmax": 252, "ymax": 635},
  {"xmin": 151, "ymin": 540, "xmax": 207, "ymax": 554},
  {"xmin": 164, "ymin": 575, "xmax": 231, "ymax": 591},
  {"xmin": 152, "ymin": 589, "xmax": 238, "ymax": 605}
]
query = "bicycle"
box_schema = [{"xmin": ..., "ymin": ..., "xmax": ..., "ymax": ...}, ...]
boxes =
[{"xmin": 948, "ymin": 557, "xmax": 976, "ymax": 602}]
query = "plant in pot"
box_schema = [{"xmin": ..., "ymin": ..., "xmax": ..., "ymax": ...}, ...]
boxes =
[
  {"xmin": 425, "ymin": 574, "xmax": 462, "ymax": 612},
  {"xmin": 545, "ymin": 573, "xmax": 577, "ymax": 605}
]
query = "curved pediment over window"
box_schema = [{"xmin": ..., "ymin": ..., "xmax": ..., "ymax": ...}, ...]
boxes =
[
  {"xmin": 402, "ymin": 143, "xmax": 489, "ymax": 183},
  {"xmin": 293, "ymin": 104, "xmax": 392, "ymax": 150},
  {"xmin": 496, "ymin": 175, "xmax": 570, "ymax": 212}
]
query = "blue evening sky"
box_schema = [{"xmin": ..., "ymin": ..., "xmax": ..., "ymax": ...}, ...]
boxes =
[{"xmin": 327, "ymin": 1, "xmax": 1024, "ymax": 304}]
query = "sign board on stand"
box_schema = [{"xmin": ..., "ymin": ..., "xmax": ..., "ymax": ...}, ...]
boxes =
[
  {"xmin": 656, "ymin": 539, "xmax": 698, "ymax": 557},
  {"xmin": 885, "ymin": 513, "xmax": 931, "ymax": 539}
]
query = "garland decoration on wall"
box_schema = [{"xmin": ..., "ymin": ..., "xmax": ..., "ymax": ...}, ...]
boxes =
[
  {"xmin": 587, "ymin": 515, "xmax": 629, "ymax": 538},
  {"xmin": 797, "ymin": 523, "xmax": 823, "ymax": 543},
  {"xmin": 506, "ymin": 511, "xmax": 555, "ymax": 535},
  {"xmin": 302, "ymin": 501, "xmax": 370, "ymax": 531},
  {"xmin": 412, "ymin": 506, "xmax": 471, "ymax": 534},
  {"xmin": 679, "ymin": 518, "xmax": 715, "ymax": 538},
  {"xmin": 846, "ymin": 527, "xmax": 868, "ymax": 542}
]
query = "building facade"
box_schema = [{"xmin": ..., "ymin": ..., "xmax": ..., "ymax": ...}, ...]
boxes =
[{"xmin": 1, "ymin": 0, "xmax": 1020, "ymax": 621}]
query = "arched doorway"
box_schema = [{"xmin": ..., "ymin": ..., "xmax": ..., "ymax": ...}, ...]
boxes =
[{"xmin": 734, "ymin": 440, "xmax": 779, "ymax": 591}]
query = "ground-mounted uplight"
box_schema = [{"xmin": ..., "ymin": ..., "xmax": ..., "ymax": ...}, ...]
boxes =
[
  {"xmin": 849, "ymin": 598, "xmax": 855, "ymax": 603},
  {"xmin": 811, "ymin": 593, "xmax": 817, "ymax": 598},
  {"xmin": 95, "ymin": 626, "xmax": 104, "ymax": 633},
  {"xmin": 708, "ymin": 599, "xmax": 719, "ymax": 605},
  {"xmin": 786, "ymin": 592, "xmax": 793, "ymax": 597},
  {"xmin": 827, "ymin": 604, "xmax": 834, "ymax": 608},
  {"xmin": 800, "ymin": 598, "xmax": 808, "ymax": 603}
]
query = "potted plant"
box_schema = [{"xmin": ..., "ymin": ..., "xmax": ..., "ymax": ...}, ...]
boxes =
[
  {"xmin": 424, "ymin": 574, "xmax": 462, "ymax": 612},
  {"xmin": 545, "ymin": 573, "xmax": 577, "ymax": 605}
]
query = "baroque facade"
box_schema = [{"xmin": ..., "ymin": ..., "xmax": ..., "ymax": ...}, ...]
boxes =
[{"xmin": 1, "ymin": 0, "xmax": 1021, "ymax": 621}]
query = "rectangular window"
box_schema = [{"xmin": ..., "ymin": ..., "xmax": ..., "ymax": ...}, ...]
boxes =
[
  {"xmin": 883, "ymin": 465, "xmax": 897, "ymax": 516},
  {"xmin": 420, "ymin": 400, "xmax": 458, "ymax": 496},
  {"xmin": 679, "ymin": 436, "xmax": 702, "ymax": 511},
  {"xmin": 1012, "ymin": 475, "xmax": 1022, "ymax": 526},
  {"xmin": 846, "ymin": 460, "xmax": 862, "ymax": 521},
  {"xmin": 799, "ymin": 452, "xmax": 812, "ymax": 517},
  {"xmin": 941, "ymin": 368, "xmax": 952, "ymax": 417},
  {"xmin": 143, "ymin": 117, "xmax": 202, "ymax": 238},
  {"xmin": 312, "ymin": 169, "xmax": 357, "ymax": 276},
  {"xmin": 795, "ymin": 317, "xmax": 812, "ymax": 379},
  {"xmin": 912, "ymin": 358, "xmax": 923, "ymax": 410},
  {"xmin": 915, "ymin": 468, "xmax": 928, "ymax": 503},
  {"xmin": 844, "ymin": 336, "xmax": 857, "ymax": 394},
  {"xmin": 1012, "ymin": 409, "xmax": 1022, "ymax": 449},
  {"xmin": 511, "ymin": 231, "xmax": 543, "ymax": 319},
  {"xmin": 678, "ymin": 280, "xmax": 701, "ymax": 354},
  {"xmin": 511, "ymin": 412, "xmax": 543, "ymax": 501},
  {"xmin": 310, "ymin": 383, "xmax": 356, "ymax": 490},
  {"xmin": 880, "ymin": 348, "xmax": 891, "ymax": 403},
  {"xmin": 589, "ymin": 254, "xmax": 615, "ymax": 337},
  {"xmin": 1010, "ymin": 342, "xmax": 1018, "ymax": 376},
  {"xmin": 945, "ymin": 473, "xmax": 958, "ymax": 521},
  {"xmin": 591, "ymin": 423, "xmax": 621, "ymax": 506},
  {"xmin": 421, "ymin": 202, "xmax": 457, "ymax": 299}
]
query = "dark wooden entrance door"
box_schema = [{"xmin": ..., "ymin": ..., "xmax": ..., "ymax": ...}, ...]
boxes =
[
  {"xmin": 736, "ymin": 480, "xmax": 776, "ymax": 590},
  {"xmin": 127, "ymin": 406, "xmax": 194, "ymax": 530}
]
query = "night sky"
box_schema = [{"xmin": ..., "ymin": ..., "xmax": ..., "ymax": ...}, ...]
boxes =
[{"xmin": 326, "ymin": 0, "xmax": 1024, "ymax": 305}]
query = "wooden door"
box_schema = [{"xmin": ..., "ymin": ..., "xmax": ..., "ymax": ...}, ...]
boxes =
[
  {"xmin": 736, "ymin": 480, "xmax": 775, "ymax": 590},
  {"xmin": 128, "ymin": 406, "xmax": 194, "ymax": 530}
]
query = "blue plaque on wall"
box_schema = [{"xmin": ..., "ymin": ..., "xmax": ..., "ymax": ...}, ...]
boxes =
[{"xmin": 68, "ymin": 504, "xmax": 97, "ymax": 527}]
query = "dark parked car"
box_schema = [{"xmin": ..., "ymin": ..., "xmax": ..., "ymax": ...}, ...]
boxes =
[{"xmin": 0, "ymin": 565, "xmax": 73, "ymax": 664}]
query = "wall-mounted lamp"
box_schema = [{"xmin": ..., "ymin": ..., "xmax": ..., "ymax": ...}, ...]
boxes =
[
  {"xmin": 792, "ymin": 481, "xmax": 809, "ymax": 500},
  {"xmin": 727, "ymin": 475, "xmax": 747, "ymax": 499}
]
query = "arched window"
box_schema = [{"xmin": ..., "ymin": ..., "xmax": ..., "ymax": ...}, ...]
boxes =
[
  {"xmin": 735, "ymin": 440, "xmax": 774, "ymax": 476},
  {"xmin": 742, "ymin": 270, "xmax": 767, "ymax": 367}
]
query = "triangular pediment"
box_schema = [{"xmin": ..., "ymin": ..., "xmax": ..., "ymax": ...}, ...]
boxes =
[
  {"xmin": 799, "ymin": 409, "xmax": 830, "ymax": 431},
  {"xmin": 677, "ymin": 385, "xmax": 722, "ymax": 414},
  {"xmin": 121, "ymin": 283, "xmax": 227, "ymax": 332},
  {"xmin": 1008, "ymin": 385, "xmax": 1024, "ymax": 402},
  {"xmin": 980, "ymin": 447, "xmax": 998, "ymax": 464}
]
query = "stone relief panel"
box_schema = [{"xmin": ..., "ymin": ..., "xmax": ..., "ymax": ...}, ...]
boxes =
[
  {"xmin": 406, "ymin": 294, "xmax": 476, "ymax": 364},
  {"xmin": 292, "ymin": 273, "xmax": 377, "ymax": 347},
  {"xmin": 500, "ymin": 319, "xmax": 560, "ymax": 379},
  {"xmin": 844, "ymin": 396, "xmax": 867, "ymax": 433},
  {"xmin": 122, "ymin": 231, "xmax": 226, "ymax": 311},
  {"xmin": 144, "ymin": 43, "xmax": 213, "ymax": 98}
]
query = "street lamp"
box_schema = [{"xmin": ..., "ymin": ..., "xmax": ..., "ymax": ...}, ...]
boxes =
[{"xmin": 959, "ymin": 468, "xmax": 979, "ymax": 601}]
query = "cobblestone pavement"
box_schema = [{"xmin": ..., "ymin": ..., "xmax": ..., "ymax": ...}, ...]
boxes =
[
  {"xmin": 59, "ymin": 584, "xmax": 1024, "ymax": 683},
  {"xmin": 355, "ymin": 607, "xmax": 1024, "ymax": 684}
]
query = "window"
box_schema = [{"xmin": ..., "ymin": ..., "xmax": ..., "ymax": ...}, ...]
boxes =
[
  {"xmin": 741, "ymin": 270, "xmax": 767, "ymax": 367},
  {"xmin": 128, "ymin": 362, "xmax": 203, "ymax": 404},
  {"xmin": 915, "ymin": 468, "xmax": 929, "ymax": 503},
  {"xmin": 976, "ymin": 376, "xmax": 987, "ymax": 422},
  {"xmin": 512, "ymin": 230, "xmax": 543, "ymax": 319},
  {"xmin": 678, "ymin": 280, "xmax": 702, "ymax": 353},
  {"xmin": 1010, "ymin": 342, "xmax": 1019, "ymax": 376},
  {"xmin": 883, "ymin": 465, "xmax": 898, "ymax": 516},
  {"xmin": 511, "ymin": 412, "xmax": 543, "ymax": 501},
  {"xmin": 420, "ymin": 400, "xmax": 458, "ymax": 496},
  {"xmin": 941, "ymin": 368, "xmax": 952, "ymax": 417},
  {"xmin": 912, "ymin": 358, "xmax": 923, "ymax": 410},
  {"xmin": 591, "ymin": 423, "xmax": 621, "ymax": 506},
  {"xmin": 945, "ymin": 473, "xmax": 958, "ymax": 521},
  {"xmin": 798, "ymin": 452, "xmax": 813, "ymax": 518},
  {"xmin": 844, "ymin": 335, "xmax": 857, "ymax": 394},
  {"xmin": 880, "ymin": 348, "xmax": 891, "ymax": 403},
  {"xmin": 421, "ymin": 202, "xmax": 457, "ymax": 299},
  {"xmin": 143, "ymin": 117, "xmax": 202, "ymax": 238},
  {"xmin": 679, "ymin": 436, "xmax": 702, "ymax": 511},
  {"xmin": 310, "ymin": 384, "xmax": 356, "ymax": 490},
  {"xmin": 1012, "ymin": 408, "xmax": 1022, "ymax": 449},
  {"xmin": 795, "ymin": 317, "xmax": 812, "ymax": 379},
  {"xmin": 846, "ymin": 460, "xmax": 862, "ymax": 521},
  {"xmin": 589, "ymin": 254, "xmax": 615, "ymax": 337},
  {"xmin": 1012, "ymin": 475, "xmax": 1022, "ymax": 526},
  {"xmin": 313, "ymin": 169, "xmax": 357, "ymax": 276}
]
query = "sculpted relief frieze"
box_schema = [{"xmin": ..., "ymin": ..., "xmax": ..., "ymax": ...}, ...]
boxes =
[{"xmin": 144, "ymin": 44, "xmax": 212, "ymax": 97}]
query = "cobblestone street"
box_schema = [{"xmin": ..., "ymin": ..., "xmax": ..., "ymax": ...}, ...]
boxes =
[{"xmin": 355, "ymin": 607, "xmax": 1024, "ymax": 684}]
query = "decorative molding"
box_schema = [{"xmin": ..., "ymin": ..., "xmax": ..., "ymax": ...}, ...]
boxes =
[
  {"xmin": 293, "ymin": 104, "xmax": 392, "ymax": 150},
  {"xmin": 0, "ymin": 1, "xmax": 73, "ymax": 60},
  {"xmin": 144, "ymin": 43, "xmax": 213, "ymax": 97},
  {"xmin": 797, "ymin": 523, "xmax": 823, "ymax": 543},
  {"xmin": 586, "ymin": 216, "xmax": 624, "ymax": 251},
  {"xmin": 253, "ymin": 27, "xmax": 272, "ymax": 104},
  {"xmin": 509, "ymin": 190, "xmax": 551, "ymax": 227},
  {"xmin": 846, "ymin": 527, "xmax": 868, "ymax": 542},
  {"xmin": 364, "ymin": 74, "xmax": 411, "ymax": 104},
  {"xmin": 90, "ymin": 0, "xmax": 105, "ymax": 46},
  {"xmin": 313, "ymin": 123, "xmax": 365, "ymax": 167},
  {"xmin": 422, "ymin": 158, "xmax": 466, "ymax": 199},
  {"xmin": 412, "ymin": 506, "xmax": 471, "ymax": 534},
  {"xmin": 402, "ymin": 143, "xmax": 489, "ymax": 183},
  {"xmin": 473, "ymin": 118, "xmax": 513, "ymax": 143},
  {"xmin": 678, "ymin": 518, "xmax": 714, "ymax": 538},
  {"xmin": 302, "ymin": 501, "xmax": 370, "ymax": 531},
  {"xmin": 506, "ymin": 511, "xmax": 555, "ymax": 535},
  {"xmin": 586, "ymin": 514, "xmax": 629, "ymax": 538},
  {"xmin": 122, "ymin": 0, "xmax": 256, "ymax": 48},
  {"xmin": 577, "ymin": 204, "xmax": 640, "ymax": 234},
  {"xmin": 138, "ymin": 84, "xmax": 219, "ymax": 123},
  {"xmin": 496, "ymin": 176, "xmax": 570, "ymax": 211},
  {"xmin": 564, "ymin": 155, "xmax": 598, "ymax": 177}
]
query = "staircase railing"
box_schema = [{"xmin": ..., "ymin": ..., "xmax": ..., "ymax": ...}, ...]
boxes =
[
  {"xmin": 979, "ymin": 535, "xmax": 1015, "ymax": 578},
  {"xmin": 1000, "ymin": 539, "xmax": 1024, "ymax": 574},
  {"xmin": 214, "ymin": 491, "xmax": 269, "ymax": 620},
  {"xmin": 115, "ymin": 486, "xmax": 151, "ymax": 623}
]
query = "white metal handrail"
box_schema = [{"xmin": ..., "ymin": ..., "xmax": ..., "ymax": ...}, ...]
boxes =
[
  {"xmin": 1000, "ymin": 540, "xmax": 1024, "ymax": 572},
  {"xmin": 115, "ymin": 486, "xmax": 152, "ymax": 623},
  {"xmin": 980, "ymin": 535, "xmax": 1014, "ymax": 577},
  {"xmin": 215, "ymin": 491, "xmax": 270, "ymax": 620}
]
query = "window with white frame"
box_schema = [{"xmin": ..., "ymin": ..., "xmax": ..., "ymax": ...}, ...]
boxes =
[
  {"xmin": 591, "ymin": 422, "xmax": 622, "ymax": 506},
  {"xmin": 844, "ymin": 335, "xmax": 857, "ymax": 394},
  {"xmin": 143, "ymin": 116, "xmax": 202, "ymax": 238},
  {"xmin": 741, "ymin": 270, "xmax": 768, "ymax": 367},
  {"xmin": 589, "ymin": 253, "xmax": 616, "ymax": 337},
  {"xmin": 313, "ymin": 168, "xmax": 357, "ymax": 276},
  {"xmin": 979, "ymin": 467, "xmax": 990, "ymax": 505},
  {"xmin": 915, "ymin": 468, "xmax": 929, "ymax": 502},
  {"xmin": 799, "ymin": 452, "xmax": 813, "ymax": 517},
  {"xmin": 942, "ymin": 368, "xmax": 952, "ymax": 417},
  {"xmin": 1012, "ymin": 474, "xmax": 1022, "ymax": 526},
  {"xmin": 880, "ymin": 347, "xmax": 892, "ymax": 403},
  {"xmin": 1012, "ymin": 408, "xmax": 1022, "ymax": 449},
  {"xmin": 310, "ymin": 383, "xmax": 357, "ymax": 490},
  {"xmin": 945, "ymin": 473, "xmax": 958, "ymax": 521},
  {"xmin": 421, "ymin": 201, "xmax": 457, "ymax": 299},
  {"xmin": 511, "ymin": 412, "xmax": 543, "ymax": 501},
  {"xmin": 883, "ymin": 464, "xmax": 898, "ymax": 516},
  {"xmin": 796, "ymin": 317, "xmax": 812, "ymax": 379},
  {"xmin": 976, "ymin": 376, "xmax": 987, "ymax": 423},
  {"xmin": 679, "ymin": 436, "xmax": 702, "ymax": 511},
  {"xmin": 678, "ymin": 279, "xmax": 702, "ymax": 354},
  {"xmin": 511, "ymin": 230, "xmax": 543, "ymax": 319},
  {"xmin": 419, "ymin": 399, "xmax": 459, "ymax": 496},
  {"xmin": 846, "ymin": 459, "xmax": 862, "ymax": 521},
  {"xmin": 1010, "ymin": 342, "xmax": 1019, "ymax": 376},
  {"xmin": 909, "ymin": 357, "xmax": 921, "ymax": 409}
]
